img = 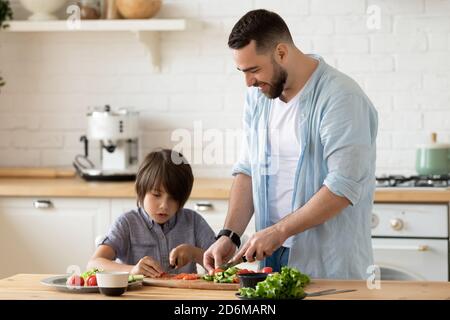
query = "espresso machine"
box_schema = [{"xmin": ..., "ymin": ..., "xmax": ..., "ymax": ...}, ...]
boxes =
[{"xmin": 73, "ymin": 105, "xmax": 139, "ymax": 181}]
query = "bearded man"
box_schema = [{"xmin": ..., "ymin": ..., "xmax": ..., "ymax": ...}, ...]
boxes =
[{"xmin": 204, "ymin": 9, "xmax": 378, "ymax": 279}]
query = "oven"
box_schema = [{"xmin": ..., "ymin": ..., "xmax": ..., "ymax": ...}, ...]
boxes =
[{"xmin": 371, "ymin": 203, "xmax": 449, "ymax": 281}]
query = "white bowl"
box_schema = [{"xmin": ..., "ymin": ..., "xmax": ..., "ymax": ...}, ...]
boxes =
[
  {"xmin": 19, "ymin": 0, "xmax": 67, "ymax": 21},
  {"xmin": 96, "ymin": 271, "xmax": 129, "ymax": 296}
]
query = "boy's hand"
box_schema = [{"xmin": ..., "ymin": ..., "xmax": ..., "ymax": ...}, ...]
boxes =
[
  {"xmin": 131, "ymin": 256, "xmax": 164, "ymax": 278},
  {"xmin": 169, "ymin": 244, "xmax": 195, "ymax": 269}
]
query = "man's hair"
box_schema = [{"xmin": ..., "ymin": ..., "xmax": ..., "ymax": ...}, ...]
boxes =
[
  {"xmin": 228, "ymin": 9, "xmax": 294, "ymax": 53},
  {"xmin": 135, "ymin": 149, "xmax": 193, "ymax": 209}
]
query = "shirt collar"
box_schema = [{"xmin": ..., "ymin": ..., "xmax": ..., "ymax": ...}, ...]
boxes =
[
  {"xmin": 299, "ymin": 54, "xmax": 326, "ymax": 99},
  {"xmin": 138, "ymin": 207, "xmax": 179, "ymax": 234}
]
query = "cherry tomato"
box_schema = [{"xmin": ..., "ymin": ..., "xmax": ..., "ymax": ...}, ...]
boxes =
[
  {"xmin": 261, "ymin": 267, "xmax": 273, "ymax": 274},
  {"xmin": 66, "ymin": 275, "xmax": 84, "ymax": 287},
  {"xmin": 86, "ymin": 275, "xmax": 97, "ymax": 286},
  {"xmin": 213, "ymin": 268, "xmax": 224, "ymax": 274}
]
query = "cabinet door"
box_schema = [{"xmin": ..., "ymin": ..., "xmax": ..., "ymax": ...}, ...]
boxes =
[
  {"xmin": 110, "ymin": 198, "xmax": 137, "ymax": 223},
  {"xmin": 0, "ymin": 197, "xmax": 109, "ymax": 279}
]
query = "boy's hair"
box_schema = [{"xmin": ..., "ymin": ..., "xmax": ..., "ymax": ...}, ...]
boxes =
[
  {"xmin": 228, "ymin": 9, "xmax": 294, "ymax": 54},
  {"xmin": 135, "ymin": 149, "xmax": 193, "ymax": 209}
]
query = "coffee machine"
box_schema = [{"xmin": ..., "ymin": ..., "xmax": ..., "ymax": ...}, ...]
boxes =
[{"xmin": 73, "ymin": 105, "xmax": 139, "ymax": 181}]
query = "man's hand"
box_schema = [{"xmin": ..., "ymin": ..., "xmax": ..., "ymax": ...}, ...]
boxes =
[
  {"xmin": 203, "ymin": 236, "xmax": 237, "ymax": 274},
  {"xmin": 130, "ymin": 256, "xmax": 164, "ymax": 278},
  {"xmin": 232, "ymin": 225, "xmax": 287, "ymax": 262}
]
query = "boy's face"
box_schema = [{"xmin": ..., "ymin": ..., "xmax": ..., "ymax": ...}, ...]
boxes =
[{"xmin": 143, "ymin": 186, "xmax": 179, "ymax": 225}]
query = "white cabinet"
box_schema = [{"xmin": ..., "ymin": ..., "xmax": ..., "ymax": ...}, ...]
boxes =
[
  {"xmin": 371, "ymin": 203, "xmax": 449, "ymax": 281},
  {"xmin": 110, "ymin": 198, "xmax": 137, "ymax": 222},
  {"xmin": 0, "ymin": 197, "xmax": 109, "ymax": 279}
]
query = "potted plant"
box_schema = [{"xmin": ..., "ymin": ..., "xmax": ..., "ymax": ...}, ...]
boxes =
[{"xmin": 0, "ymin": 0, "xmax": 13, "ymax": 92}]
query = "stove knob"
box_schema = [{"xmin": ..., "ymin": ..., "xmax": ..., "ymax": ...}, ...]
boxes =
[
  {"xmin": 390, "ymin": 218, "xmax": 404, "ymax": 231},
  {"xmin": 371, "ymin": 213, "xmax": 379, "ymax": 229}
]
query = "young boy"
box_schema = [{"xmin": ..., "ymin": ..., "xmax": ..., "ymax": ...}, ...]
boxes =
[{"xmin": 87, "ymin": 149, "xmax": 216, "ymax": 277}]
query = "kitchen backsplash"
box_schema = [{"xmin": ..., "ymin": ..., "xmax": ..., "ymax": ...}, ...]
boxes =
[{"xmin": 0, "ymin": 0, "xmax": 449, "ymax": 177}]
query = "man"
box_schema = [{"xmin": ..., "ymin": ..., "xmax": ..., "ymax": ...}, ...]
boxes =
[{"xmin": 203, "ymin": 9, "xmax": 378, "ymax": 279}]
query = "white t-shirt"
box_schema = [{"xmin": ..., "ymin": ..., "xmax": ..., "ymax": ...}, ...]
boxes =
[{"xmin": 267, "ymin": 89, "xmax": 304, "ymax": 248}]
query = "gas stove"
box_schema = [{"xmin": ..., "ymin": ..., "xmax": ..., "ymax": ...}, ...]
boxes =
[{"xmin": 376, "ymin": 175, "xmax": 450, "ymax": 188}]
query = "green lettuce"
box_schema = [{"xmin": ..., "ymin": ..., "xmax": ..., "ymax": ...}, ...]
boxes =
[{"xmin": 239, "ymin": 266, "xmax": 310, "ymax": 299}]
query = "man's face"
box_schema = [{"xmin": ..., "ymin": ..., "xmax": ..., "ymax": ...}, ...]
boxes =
[{"xmin": 233, "ymin": 40, "xmax": 288, "ymax": 99}]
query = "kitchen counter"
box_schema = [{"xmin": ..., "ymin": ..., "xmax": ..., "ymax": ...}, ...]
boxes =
[
  {"xmin": 0, "ymin": 274, "xmax": 449, "ymax": 300},
  {"xmin": 0, "ymin": 177, "xmax": 450, "ymax": 202},
  {"xmin": 0, "ymin": 177, "xmax": 232, "ymax": 199}
]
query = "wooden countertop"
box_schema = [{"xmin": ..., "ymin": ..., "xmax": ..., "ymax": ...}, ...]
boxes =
[
  {"xmin": 0, "ymin": 176, "xmax": 450, "ymax": 202},
  {"xmin": 0, "ymin": 274, "xmax": 449, "ymax": 300},
  {"xmin": 0, "ymin": 177, "xmax": 233, "ymax": 199}
]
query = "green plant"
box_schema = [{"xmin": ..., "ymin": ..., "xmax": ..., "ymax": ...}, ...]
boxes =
[{"xmin": 0, "ymin": 0, "xmax": 13, "ymax": 92}]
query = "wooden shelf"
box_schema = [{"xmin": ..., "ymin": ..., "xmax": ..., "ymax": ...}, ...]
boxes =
[
  {"xmin": 1, "ymin": 19, "xmax": 187, "ymax": 71},
  {"xmin": 3, "ymin": 19, "xmax": 186, "ymax": 32}
]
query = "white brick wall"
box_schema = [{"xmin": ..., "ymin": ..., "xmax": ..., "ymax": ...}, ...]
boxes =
[{"xmin": 0, "ymin": 0, "xmax": 449, "ymax": 177}]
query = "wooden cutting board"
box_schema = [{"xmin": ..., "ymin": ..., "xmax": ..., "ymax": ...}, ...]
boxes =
[{"xmin": 143, "ymin": 278, "xmax": 240, "ymax": 291}]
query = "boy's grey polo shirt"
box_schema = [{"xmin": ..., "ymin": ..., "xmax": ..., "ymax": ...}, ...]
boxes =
[{"xmin": 99, "ymin": 207, "xmax": 216, "ymax": 274}]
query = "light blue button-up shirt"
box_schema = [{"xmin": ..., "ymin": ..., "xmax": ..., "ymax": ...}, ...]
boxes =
[{"xmin": 232, "ymin": 55, "xmax": 378, "ymax": 279}]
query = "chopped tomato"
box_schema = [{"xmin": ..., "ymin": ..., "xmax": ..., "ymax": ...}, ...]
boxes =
[
  {"xmin": 182, "ymin": 274, "xmax": 200, "ymax": 280},
  {"xmin": 172, "ymin": 273, "xmax": 199, "ymax": 280},
  {"xmin": 261, "ymin": 267, "xmax": 273, "ymax": 274}
]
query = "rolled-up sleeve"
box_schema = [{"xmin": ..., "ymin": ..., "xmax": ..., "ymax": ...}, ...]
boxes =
[
  {"xmin": 320, "ymin": 94, "xmax": 377, "ymax": 205},
  {"xmin": 231, "ymin": 90, "xmax": 253, "ymax": 177}
]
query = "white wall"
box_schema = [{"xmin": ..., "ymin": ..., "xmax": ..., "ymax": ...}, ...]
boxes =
[{"xmin": 0, "ymin": 0, "xmax": 449, "ymax": 177}]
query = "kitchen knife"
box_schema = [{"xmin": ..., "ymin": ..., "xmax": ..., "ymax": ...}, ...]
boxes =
[{"xmin": 218, "ymin": 256, "xmax": 248, "ymax": 270}]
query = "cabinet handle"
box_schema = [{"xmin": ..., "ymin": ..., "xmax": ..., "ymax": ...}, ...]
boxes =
[
  {"xmin": 373, "ymin": 245, "xmax": 429, "ymax": 252},
  {"xmin": 33, "ymin": 200, "xmax": 53, "ymax": 209},
  {"xmin": 195, "ymin": 202, "xmax": 214, "ymax": 212}
]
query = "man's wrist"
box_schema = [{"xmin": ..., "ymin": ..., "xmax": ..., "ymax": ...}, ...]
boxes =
[
  {"xmin": 274, "ymin": 220, "xmax": 291, "ymax": 241},
  {"xmin": 215, "ymin": 229, "xmax": 241, "ymax": 248}
]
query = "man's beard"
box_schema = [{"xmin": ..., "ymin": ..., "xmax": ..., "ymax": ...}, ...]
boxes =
[{"xmin": 255, "ymin": 60, "xmax": 288, "ymax": 99}]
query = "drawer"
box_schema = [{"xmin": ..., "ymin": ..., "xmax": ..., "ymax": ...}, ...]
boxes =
[
  {"xmin": 371, "ymin": 204, "xmax": 448, "ymax": 238},
  {"xmin": 372, "ymin": 238, "xmax": 448, "ymax": 281}
]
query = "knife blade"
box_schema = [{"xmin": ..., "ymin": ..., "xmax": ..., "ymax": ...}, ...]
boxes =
[
  {"xmin": 218, "ymin": 256, "xmax": 248, "ymax": 270},
  {"xmin": 305, "ymin": 289, "xmax": 357, "ymax": 297}
]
